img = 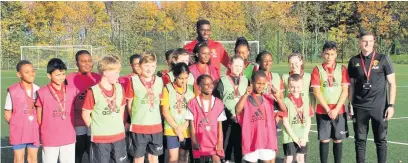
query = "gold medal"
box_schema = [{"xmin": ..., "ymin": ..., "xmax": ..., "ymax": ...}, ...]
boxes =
[
  {"xmin": 28, "ymin": 115, "xmax": 34, "ymax": 121},
  {"xmin": 62, "ymin": 114, "xmax": 66, "ymax": 120}
]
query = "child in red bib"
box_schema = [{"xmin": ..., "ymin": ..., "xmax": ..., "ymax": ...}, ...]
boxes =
[
  {"xmin": 66, "ymin": 50, "xmax": 101, "ymax": 163},
  {"xmin": 236, "ymin": 71, "xmax": 286, "ymax": 163},
  {"xmin": 36, "ymin": 58, "xmax": 77, "ymax": 163},
  {"xmin": 4, "ymin": 60, "xmax": 40, "ymax": 163},
  {"xmin": 186, "ymin": 74, "xmax": 226, "ymax": 162}
]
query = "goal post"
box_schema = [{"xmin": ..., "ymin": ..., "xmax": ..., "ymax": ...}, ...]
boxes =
[
  {"xmin": 20, "ymin": 45, "xmax": 93, "ymax": 69},
  {"xmin": 184, "ymin": 40, "xmax": 260, "ymax": 62}
]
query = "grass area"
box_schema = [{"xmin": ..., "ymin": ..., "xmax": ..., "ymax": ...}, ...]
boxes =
[{"xmin": 1, "ymin": 64, "xmax": 408, "ymax": 163}]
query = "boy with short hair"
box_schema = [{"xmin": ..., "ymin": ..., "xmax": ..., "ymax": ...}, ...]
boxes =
[
  {"xmin": 36, "ymin": 58, "xmax": 77, "ymax": 163},
  {"xmin": 236, "ymin": 71, "xmax": 284, "ymax": 163},
  {"xmin": 4, "ymin": 60, "xmax": 40, "ymax": 163},
  {"xmin": 66, "ymin": 50, "xmax": 101, "ymax": 163},
  {"xmin": 82, "ymin": 55, "xmax": 127, "ymax": 163},
  {"xmin": 311, "ymin": 41, "xmax": 350, "ymax": 163},
  {"xmin": 125, "ymin": 52, "xmax": 164, "ymax": 163},
  {"xmin": 119, "ymin": 54, "xmax": 142, "ymax": 87},
  {"xmin": 281, "ymin": 74, "xmax": 312, "ymax": 163}
]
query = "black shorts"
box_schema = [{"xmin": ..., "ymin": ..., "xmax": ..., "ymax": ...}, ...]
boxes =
[
  {"xmin": 283, "ymin": 143, "xmax": 308, "ymax": 156},
  {"xmin": 316, "ymin": 113, "xmax": 349, "ymax": 140},
  {"xmin": 128, "ymin": 132, "xmax": 164, "ymax": 158},
  {"xmin": 90, "ymin": 138, "xmax": 128, "ymax": 163}
]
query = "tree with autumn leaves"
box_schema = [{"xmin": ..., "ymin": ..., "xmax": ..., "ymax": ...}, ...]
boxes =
[{"xmin": 1, "ymin": 1, "xmax": 408, "ymax": 69}]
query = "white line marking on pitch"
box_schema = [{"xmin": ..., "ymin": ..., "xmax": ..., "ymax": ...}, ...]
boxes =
[{"xmin": 309, "ymin": 130, "xmax": 408, "ymax": 146}]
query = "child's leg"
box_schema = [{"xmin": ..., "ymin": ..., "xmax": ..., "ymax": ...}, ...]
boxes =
[
  {"xmin": 111, "ymin": 139, "xmax": 128, "ymax": 163},
  {"xmin": 166, "ymin": 136, "xmax": 180, "ymax": 163},
  {"xmin": 168, "ymin": 148, "xmax": 179, "ymax": 163},
  {"xmin": 90, "ymin": 142, "xmax": 110, "ymax": 163},
  {"xmin": 211, "ymin": 154, "xmax": 221, "ymax": 163},
  {"xmin": 296, "ymin": 154, "xmax": 305, "ymax": 163},
  {"xmin": 12, "ymin": 145, "xmax": 25, "ymax": 163},
  {"xmin": 232, "ymin": 123, "xmax": 243, "ymax": 163},
  {"xmin": 284, "ymin": 156, "xmax": 293, "ymax": 163},
  {"xmin": 129, "ymin": 133, "xmax": 149, "ymax": 163},
  {"xmin": 259, "ymin": 149, "xmax": 276, "ymax": 163},
  {"xmin": 58, "ymin": 143, "xmax": 75, "ymax": 163},
  {"xmin": 26, "ymin": 144, "xmax": 39, "ymax": 163},
  {"xmin": 146, "ymin": 133, "xmax": 164, "ymax": 163},
  {"xmin": 178, "ymin": 148, "xmax": 189, "ymax": 163},
  {"xmin": 75, "ymin": 134, "xmax": 88, "ymax": 163},
  {"xmin": 42, "ymin": 146, "xmax": 60, "ymax": 163},
  {"xmin": 316, "ymin": 114, "xmax": 332, "ymax": 163}
]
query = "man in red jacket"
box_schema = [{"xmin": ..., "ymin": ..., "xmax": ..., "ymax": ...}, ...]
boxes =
[{"xmin": 184, "ymin": 19, "xmax": 230, "ymax": 74}]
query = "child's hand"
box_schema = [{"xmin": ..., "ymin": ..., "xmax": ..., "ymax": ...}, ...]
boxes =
[
  {"xmin": 216, "ymin": 141, "xmax": 223, "ymax": 151},
  {"xmin": 177, "ymin": 133, "xmax": 185, "ymax": 142},
  {"xmin": 271, "ymin": 85, "xmax": 280, "ymax": 99},
  {"xmin": 192, "ymin": 142, "xmax": 201, "ymax": 150},
  {"xmin": 124, "ymin": 123, "xmax": 130, "ymax": 131},
  {"xmin": 175, "ymin": 126, "xmax": 183, "ymax": 135},
  {"xmin": 231, "ymin": 115, "xmax": 238, "ymax": 123},
  {"xmin": 328, "ymin": 109, "xmax": 339, "ymax": 120},
  {"xmin": 300, "ymin": 138, "xmax": 307, "ymax": 147},
  {"xmin": 293, "ymin": 137, "xmax": 300, "ymax": 147},
  {"xmin": 245, "ymin": 84, "xmax": 252, "ymax": 95}
]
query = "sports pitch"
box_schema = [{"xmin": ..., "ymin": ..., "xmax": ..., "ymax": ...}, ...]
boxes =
[{"xmin": 1, "ymin": 64, "xmax": 408, "ymax": 163}]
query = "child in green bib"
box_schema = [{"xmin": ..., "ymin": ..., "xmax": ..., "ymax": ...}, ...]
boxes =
[
  {"xmin": 161, "ymin": 63, "xmax": 194, "ymax": 163},
  {"xmin": 281, "ymin": 52, "xmax": 315, "ymax": 118},
  {"xmin": 124, "ymin": 52, "xmax": 164, "ymax": 163},
  {"xmin": 281, "ymin": 74, "xmax": 312, "ymax": 163},
  {"xmin": 311, "ymin": 41, "xmax": 350, "ymax": 163},
  {"xmin": 82, "ymin": 56, "xmax": 127, "ymax": 163},
  {"xmin": 214, "ymin": 56, "xmax": 248, "ymax": 163}
]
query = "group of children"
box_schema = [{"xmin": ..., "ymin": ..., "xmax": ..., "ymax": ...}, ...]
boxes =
[{"xmin": 5, "ymin": 37, "xmax": 350, "ymax": 163}]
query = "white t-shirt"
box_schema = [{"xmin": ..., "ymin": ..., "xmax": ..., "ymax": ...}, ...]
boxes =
[
  {"xmin": 4, "ymin": 84, "xmax": 40, "ymax": 110},
  {"xmin": 185, "ymin": 96, "xmax": 227, "ymax": 121}
]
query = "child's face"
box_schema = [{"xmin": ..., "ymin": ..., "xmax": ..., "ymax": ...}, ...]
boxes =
[
  {"xmin": 229, "ymin": 59, "xmax": 244, "ymax": 76},
  {"xmin": 236, "ymin": 45, "xmax": 249, "ymax": 60},
  {"xmin": 199, "ymin": 77, "xmax": 214, "ymax": 95},
  {"xmin": 198, "ymin": 47, "xmax": 211, "ymax": 64},
  {"xmin": 174, "ymin": 54, "xmax": 189, "ymax": 65},
  {"xmin": 289, "ymin": 56, "xmax": 303, "ymax": 73},
  {"xmin": 175, "ymin": 72, "xmax": 189, "ymax": 87},
  {"xmin": 140, "ymin": 61, "xmax": 157, "ymax": 78},
  {"xmin": 289, "ymin": 79, "xmax": 303, "ymax": 96},
  {"xmin": 131, "ymin": 58, "xmax": 141, "ymax": 75},
  {"xmin": 48, "ymin": 69, "xmax": 66, "ymax": 86},
  {"xmin": 17, "ymin": 64, "xmax": 36, "ymax": 84},
  {"xmin": 322, "ymin": 49, "xmax": 337, "ymax": 65},
  {"xmin": 252, "ymin": 76, "xmax": 266, "ymax": 94},
  {"xmin": 166, "ymin": 54, "xmax": 173, "ymax": 68},
  {"xmin": 260, "ymin": 54, "xmax": 273, "ymax": 72},
  {"xmin": 103, "ymin": 69, "xmax": 120, "ymax": 84},
  {"xmin": 77, "ymin": 54, "xmax": 93, "ymax": 73}
]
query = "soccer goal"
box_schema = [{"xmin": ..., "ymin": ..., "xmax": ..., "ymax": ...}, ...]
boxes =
[
  {"xmin": 20, "ymin": 45, "xmax": 107, "ymax": 69},
  {"xmin": 184, "ymin": 40, "xmax": 260, "ymax": 62}
]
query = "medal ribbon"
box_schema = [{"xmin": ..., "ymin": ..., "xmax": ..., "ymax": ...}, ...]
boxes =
[
  {"xmin": 140, "ymin": 76, "xmax": 155, "ymax": 109},
  {"xmin": 173, "ymin": 83, "xmax": 186, "ymax": 114},
  {"xmin": 360, "ymin": 51, "xmax": 377, "ymax": 82},
  {"xmin": 20, "ymin": 82, "xmax": 34, "ymax": 117},
  {"xmin": 289, "ymin": 94, "xmax": 305, "ymax": 124},
  {"xmin": 48, "ymin": 84, "xmax": 66, "ymax": 118},
  {"xmin": 228, "ymin": 75, "xmax": 240, "ymax": 98},
  {"xmin": 199, "ymin": 95, "xmax": 213, "ymax": 125},
  {"xmin": 99, "ymin": 83, "xmax": 117, "ymax": 113}
]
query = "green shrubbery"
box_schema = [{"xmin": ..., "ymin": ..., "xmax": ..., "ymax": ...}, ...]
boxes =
[{"xmin": 390, "ymin": 55, "xmax": 408, "ymax": 64}]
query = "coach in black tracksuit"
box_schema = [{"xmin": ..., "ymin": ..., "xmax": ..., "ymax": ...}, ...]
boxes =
[{"xmin": 348, "ymin": 30, "xmax": 396, "ymax": 163}]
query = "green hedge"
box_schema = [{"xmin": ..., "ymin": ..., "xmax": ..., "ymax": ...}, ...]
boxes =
[{"xmin": 390, "ymin": 54, "xmax": 408, "ymax": 64}]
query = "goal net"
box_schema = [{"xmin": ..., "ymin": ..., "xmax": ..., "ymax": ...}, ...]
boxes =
[
  {"xmin": 184, "ymin": 40, "xmax": 260, "ymax": 62},
  {"xmin": 20, "ymin": 45, "xmax": 106, "ymax": 69}
]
